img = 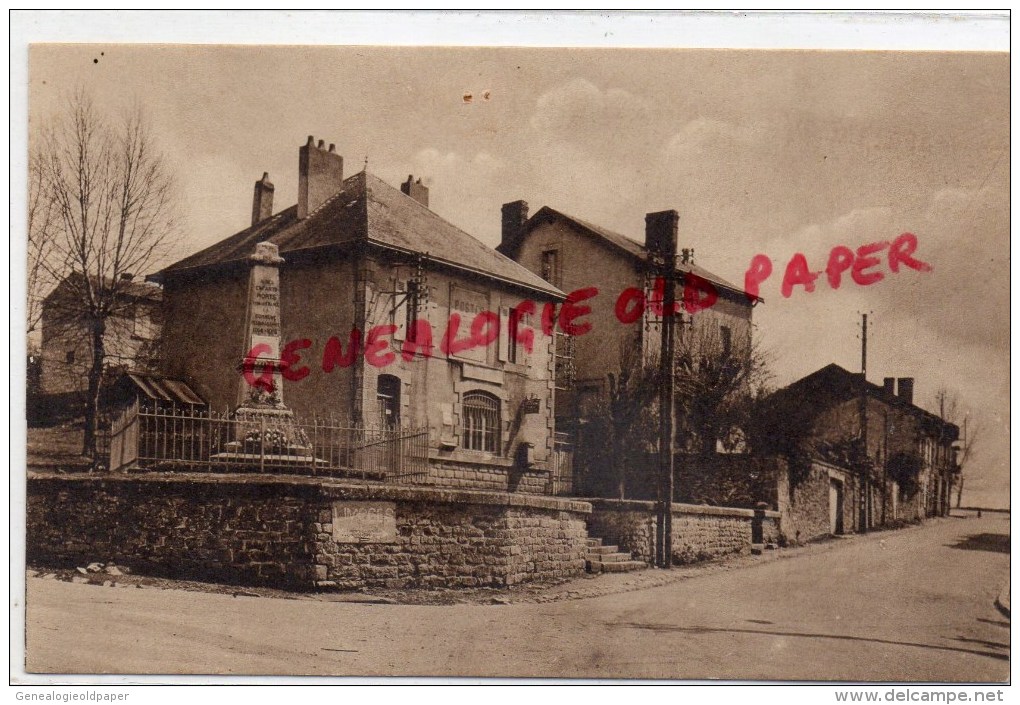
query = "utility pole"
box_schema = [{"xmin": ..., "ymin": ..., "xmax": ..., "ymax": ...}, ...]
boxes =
[
  {"xmin": 956, "ymin": 417, "xmax": 967, "ymax": 508},
  {"xmin": 859, "ymin": 312, "xmax": 870, "ymax": 534},
  {"xmin": 881, "ymin": 410, "xmax": 889, "ymax": 525},
  {"xmin": 647, "ymin": 210, "xmax": 679, "ymax": 570}
]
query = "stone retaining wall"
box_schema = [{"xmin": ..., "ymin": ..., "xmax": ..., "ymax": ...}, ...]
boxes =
[
  {"xmin": 425, "ymin": 457, "xmax": 550, "ymax": 495},
  {"xmin": 27, "ymin": 473, "xmax": 590, "ymax": 590},
  {"xmin": 586, "ymin": 499, "xmax": 781, "ymax": 565}
]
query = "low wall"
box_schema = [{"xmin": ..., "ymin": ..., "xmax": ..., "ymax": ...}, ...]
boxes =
[
  {"xmin": 426, "ymin": 455, "xmax": 550, "ymax": 495},
  {"xmin": 27, "ymin": 473, "xmax": 590, "ymax": 590},
  {"xmin": 587, "ymin": 499, "xmax": 781, "ymax": 565}
]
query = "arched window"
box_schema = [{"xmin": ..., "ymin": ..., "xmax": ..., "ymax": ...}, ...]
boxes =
[{"xmin": 462, "ymin": 391, "xmax": 501, "ymax": 454}]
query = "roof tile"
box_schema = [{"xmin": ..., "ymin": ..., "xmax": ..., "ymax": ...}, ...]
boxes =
[{"xmin": 155, "ymin": 172, "xmax": 562, "ymax": 298}]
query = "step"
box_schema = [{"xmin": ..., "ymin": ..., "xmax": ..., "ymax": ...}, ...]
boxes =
[
  {"xmin": 585, "ymin": 552, "xmax": 632, "ymax": 563},
  {"xmin": 586, "ymin": 544, "xmax": 620, "ymax": 555},
  {"xmin": 585, "ymin": 538, "xmax": 603, "ymax": 548},
  {"xmin": 587, "ymin": 559, "xmax": 648, "ymax": 575},
  {"xmin": 599, "ymin": 560, "xmax": 648, "ymax": 573}
]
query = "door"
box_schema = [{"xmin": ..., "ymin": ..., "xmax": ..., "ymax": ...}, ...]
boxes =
[
  {"xmin": 829, "ymin": 478, "xmax": 845, "ymax": 535},
  {"xmin": 375, "ymin": 375, "xmax": 401, "ymax": 477}
]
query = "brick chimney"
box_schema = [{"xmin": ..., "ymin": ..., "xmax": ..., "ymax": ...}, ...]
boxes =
[
  {"xmin": 401, "ymin": 175, "xmax": 429, "ymax": 208},
  {"xmin": 882, "ymin": 377, "xmax": 895, "ymax": 396},
  {"xmin": 645, "ymin": 210, "xmax": 679, "ymax": 256},
  {"xmin": 896, "ymin": 377, "xmax": 914, "ymax": 405},
  {"xmin": 251, "ymin": 172, "xmax": 274, "ymax": 226},
  {"xmin": 298, "ymin": 136, "xmax": 344, "ymax": 219},
  {"xmin": 500, "ymin": 200, "xmax": 529, "ymax": 256}
]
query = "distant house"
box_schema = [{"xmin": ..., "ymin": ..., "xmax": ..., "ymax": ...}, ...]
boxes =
[
  {"xmin": 765, "ymin": 363, "xmax": 959, "ymax": 542},
  {"xmin": 498, "ymin": 202, "xmax": 755, "ymax": 495},
  {"xmin": 38, "ymin": 273, "xmax": 162, "ymax": 397},
  {"xmin": 150, "ymin": 137, "xmax": 566, "ymax": 493}
]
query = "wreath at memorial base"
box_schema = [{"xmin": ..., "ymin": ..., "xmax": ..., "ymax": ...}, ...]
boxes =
[{"xmin": 242, "ymin": 429, "xmax": 289, "ymax": 454}]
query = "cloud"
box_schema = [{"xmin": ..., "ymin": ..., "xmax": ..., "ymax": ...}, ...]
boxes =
[
  {"xmin": 407, "ymin": 148, "xmax": 506, "ymax": 246},
  {"xmin": 530, "ymin": 78, "xmax": 653, "ymax": 142},
  {"xmin": 664, "ymin": 117, "xmax": 757, "ymax": 159}
]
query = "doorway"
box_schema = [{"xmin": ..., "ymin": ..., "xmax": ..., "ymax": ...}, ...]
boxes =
[
  {"xmin": 376, "ymin": 375, "xmax": 401, "ymax": 428},
  {"xmin": 374, "ymin": 375, "xmax": 402, "ymax": 477},
  {"xmin": 829, "ymin": 478, "xmax": 845, "ymax": 535}
]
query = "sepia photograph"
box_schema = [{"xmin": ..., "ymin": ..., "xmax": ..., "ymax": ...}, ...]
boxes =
[{"xmin": 13, "ymin": 11, "xmax": 1011, "ymax": 689}]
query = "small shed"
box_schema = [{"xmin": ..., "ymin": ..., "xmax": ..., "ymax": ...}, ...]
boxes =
[{"xmin": 105, "ymin": 372, "xmax": 206, "ymax": 471}]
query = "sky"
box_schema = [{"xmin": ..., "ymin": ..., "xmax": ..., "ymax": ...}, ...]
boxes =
[{"xmin": 27, "ymin": 40, "xmax": 1010, "ymax": 508}]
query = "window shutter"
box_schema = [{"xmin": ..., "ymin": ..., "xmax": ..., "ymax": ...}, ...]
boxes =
[
  {"xmin": 497, "ymin": 306, "xmax": 510, "ymax": 362},
  {"xmin": 393, "ymin": 281, "xmax": 407, "ymax": 342}
]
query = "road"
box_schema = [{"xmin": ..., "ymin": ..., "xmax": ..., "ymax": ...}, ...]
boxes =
[{"xmin": 23, "ymin": 512, "xmax": 1009, "ymax": 681}]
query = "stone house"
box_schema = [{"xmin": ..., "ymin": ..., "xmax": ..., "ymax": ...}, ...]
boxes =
[
  {"xmin": 497, "ymin": 202, "xmax": 755, "ymax": 495},
  {"xmin": 150, "ymin": 137, "xmax": 566, "ymax": 493},
  {"xmin": 38, "ymin": 273, "xmax": 162, "ymax": 396},
  {"xmin": 765, "ymin": 363, "xmax": 959, "ymax": 542}
]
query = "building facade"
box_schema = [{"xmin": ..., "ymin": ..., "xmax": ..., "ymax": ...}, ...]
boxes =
[
  {"xmin": 38, "ymin": 273, "xmax": 162, "ymax": 397},
  {"xmin": 498, "ymin": 202, "xmax": 756, "ymax": 495},
  {"xmin": 152, "ymin": 137, "xmax": 566, "ymax": 493},
  {"xmin": 766, "ymin": 363, "xmax": 959, "ymax": 541}
]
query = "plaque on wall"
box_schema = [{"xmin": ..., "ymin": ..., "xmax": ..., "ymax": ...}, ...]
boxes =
[
  {"xmin": 448, "ymin": 284, "xmax": 490, "ymax": 364},
  {"xmin": 331, "ymin": 501, "xmax": 398, "ymax": 543}
]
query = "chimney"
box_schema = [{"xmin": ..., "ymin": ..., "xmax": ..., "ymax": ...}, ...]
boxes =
[
  {"xmin": 500, "ymin": 200, "xmax": 529, "ymax": 256},
  {"xmin": 645, "ymin": 210, "xmax": 679, "ymax": 256},
  {"xmin": 882, "ymin": 377, "xmax": 895, "ymax": 396},
  {"xmin": 896, "ymin": 377, "xmax": 914, "ymax": 405},
  {"xmin": 401, "ymin": 174, "xmax": 430, "ymax": 208},
  {"xmin": 251, "ymin": 172, "xmax": 275, "ymax": 226},
  {"xmin": 298, "ymin": 136, "xmax": 344, "ymax": 219}
]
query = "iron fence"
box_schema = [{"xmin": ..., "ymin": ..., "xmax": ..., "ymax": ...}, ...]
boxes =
[{"xmin": 107, "ymin": 402, "xmax": 429, "ymax": 483}]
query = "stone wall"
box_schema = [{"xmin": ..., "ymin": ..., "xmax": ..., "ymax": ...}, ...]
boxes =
[
  {"xmin": 317, "ymin": 504, "xmax": 587, "ymax": 589},
  {"xmin": 424, "ymin": 457, "xmax": 550, "ymax": 495},
  {"xmin": 777, "ymin": 463, "xmax": 831, "ymax": 544},
  {"xmin": 776, "ymin": 460, "xmax": 856, "ymax": 544},
  {"xmin": 586, "ymin": 499, "xmax": 780, "ymax": 565},
  {"xmin": 27, "ymin": 473, "xmax": 591, "ymax": 590}
]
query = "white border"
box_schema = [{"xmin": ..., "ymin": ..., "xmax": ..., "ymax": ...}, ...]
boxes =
[{"xmin": 7, "ymin": 9, "xmax": 1012, "ymax": 696}]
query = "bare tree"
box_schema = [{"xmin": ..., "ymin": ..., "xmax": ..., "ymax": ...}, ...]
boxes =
[
  {"xmin": 674, "ymin": 320, "xmax": 774, "ymax": 456},
  {"xmin": 578, "ymin": 319, "xmax": 774, "ymax": 499},
  {"xmin": 34, "ymin": 91, "xmax": 177, "ymax": 456},
  {"xmin": 599, "ymin": 339, "xmax": 660, "ymax": 498},
  {"xmin": 27, "ymin": 145, "xmax": 61, "ymax": 336},
  {"xmin": 933, "ymin": 386, "xmax": 980, "ymax": 508}
]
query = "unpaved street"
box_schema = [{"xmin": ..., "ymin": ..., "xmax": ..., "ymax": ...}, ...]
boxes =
[{"xmin": 24, "ymin": 513, "xmax": 1009, "ymax": 680}]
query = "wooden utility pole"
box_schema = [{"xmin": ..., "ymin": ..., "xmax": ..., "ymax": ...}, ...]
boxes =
[
  {"xmin": 646, "ymin": 210, "xmax": 679, "ymax": 569},
  {"xmin": 859, "ymin": 312, "xmax": 870, "ymax": 534}
]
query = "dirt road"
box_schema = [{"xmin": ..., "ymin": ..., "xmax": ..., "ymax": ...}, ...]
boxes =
[{"xmin": 24, "ymin": 513, "xmax": 1009, "ymax": 681}]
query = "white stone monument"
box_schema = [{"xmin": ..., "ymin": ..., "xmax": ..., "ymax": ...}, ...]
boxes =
[{"xmin": 219, "ymin": 241, "xmax": 312, "ymax": 462}]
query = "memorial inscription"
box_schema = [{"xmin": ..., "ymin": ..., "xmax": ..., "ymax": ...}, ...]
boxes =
[{"xmin": 331, "ymin": 501, "xmax": 398, "ymax": 543}]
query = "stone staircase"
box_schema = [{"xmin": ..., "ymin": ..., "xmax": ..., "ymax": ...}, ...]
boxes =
[{"xmin": 584, "ymin": 537, "xmax": 647, "ymax": 574}]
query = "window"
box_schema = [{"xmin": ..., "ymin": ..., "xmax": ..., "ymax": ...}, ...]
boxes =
[
  {"xmin": 540, "ymin": 249, "xmax": 562, "ymax": 288},
  {"xmin": 133, "ymin": 309, "xmax": 154, "ymax": 340},
  {"xmin": 720, "ymin": 325, "xmax": 732, "ymax": 357},
  {"xmin": 462, "ymin": 391, "xmax": 501, "ymax": 453},
  {"xmin": 507, "ymin": 307, "xmax": 528, "ymax": 364},
  {"xmin": 65, "ymin": 350, "xmax": 75, "ymax": 364}
]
